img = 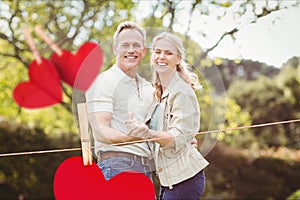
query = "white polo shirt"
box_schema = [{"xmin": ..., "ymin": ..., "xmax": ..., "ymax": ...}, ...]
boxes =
[{"xmin": 85, "ymin": 64, "xmax": 154, "ymax": 157}]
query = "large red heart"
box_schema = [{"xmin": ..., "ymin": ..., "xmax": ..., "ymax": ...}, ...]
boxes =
[
  {"xmin": 51, "ymin": 42, "xmax": 103, "ymax": 91},
  {"xmin": 54, "ymin": 156, "xmax": 155, "ymax": 200},
  {"xmin": 13, "ymin": 58, "xmax": 62, "ymax": 109}
]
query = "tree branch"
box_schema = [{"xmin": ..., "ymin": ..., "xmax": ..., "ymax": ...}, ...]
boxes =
[
  {"xmin": 200, "ymin": 2, "xmax": 295, "ymax": 58},
  {"xmin": 165, "ymin": 0, "xmax": 176, "ymax": 31},
  {"xmin": 202, "ymin": 28, "xmax": 238, "ymax": 58}
]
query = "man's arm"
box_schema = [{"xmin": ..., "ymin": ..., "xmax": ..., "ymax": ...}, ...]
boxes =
[{"xmin": 88, "ymin": 111, "xmax": 138, "ymax": 144}]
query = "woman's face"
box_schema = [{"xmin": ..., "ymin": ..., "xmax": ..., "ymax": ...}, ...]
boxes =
[{"xmin": 151, "ymin": 38, "xmax": 181, "ymax": 74}]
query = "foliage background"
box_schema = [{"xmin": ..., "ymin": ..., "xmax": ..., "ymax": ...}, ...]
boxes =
[{"xmin": 0, "ymin": 0, "xmax": 300, "ymax": 199}]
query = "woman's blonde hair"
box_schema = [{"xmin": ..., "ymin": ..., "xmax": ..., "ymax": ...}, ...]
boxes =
[{"xmin": 151, "ymin": 32, "xmax": 201, "ymax": 101}]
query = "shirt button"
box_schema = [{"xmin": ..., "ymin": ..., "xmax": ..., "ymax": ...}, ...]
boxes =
[{"xmin": 157, "ymin": 167, "xmax": 163, "ymax": 172}]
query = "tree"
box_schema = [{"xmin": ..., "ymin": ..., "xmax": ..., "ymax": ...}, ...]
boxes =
[
  {"xmin": 276, "ymin": 58, "xmax": 300, "ymax": 147},
  {"xmin": 0, "ymin": 0, "xmax": 137, "ymax": 134},
  {"xmin": 0, "ymin": 120, "xmax": 80, "ymax": 199},
  {"xmin": 228, "ymin": 61, "xmax": 300, "ymax": 148}
]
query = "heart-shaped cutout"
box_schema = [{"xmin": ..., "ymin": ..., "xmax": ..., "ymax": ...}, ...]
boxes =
[
  {"xmin": 13, "ymin": 58, "xmax": 62, "ymax": 109},
  {"xmin": 54, "ymin": 156, "xmax": 155, "ymax": 200},
  {"xmin": 51, "ymin": 42, "xmax": 103, "ymax": 91}
]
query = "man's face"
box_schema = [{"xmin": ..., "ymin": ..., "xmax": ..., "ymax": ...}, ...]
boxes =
[{"xmin": 113, "ymin": 29, "xmax": 146, "ymax": 74}]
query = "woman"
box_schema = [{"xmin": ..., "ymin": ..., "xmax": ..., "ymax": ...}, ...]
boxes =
[{"xmin": 126, "ymin": 32, "xmax": 209, "ymax": 200}]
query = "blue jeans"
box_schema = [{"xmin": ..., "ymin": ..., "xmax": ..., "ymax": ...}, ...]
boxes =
[
  {"xmin": 97, "ymin": 156, "xmax": 153, "ymax": 181},
  {"xmin": 159, "ymin": 170, "xmax": 205, "ymax": 200}
]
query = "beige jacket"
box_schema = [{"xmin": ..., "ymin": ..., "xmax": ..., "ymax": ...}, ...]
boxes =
[{"xmin": 147, "ymin": 72, "xmax": 209, "ymax": 188}]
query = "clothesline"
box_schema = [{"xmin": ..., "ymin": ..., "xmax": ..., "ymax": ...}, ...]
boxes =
[{"xmin": 0, "ymin": 118, "xmax": 299, "ymax": 157}]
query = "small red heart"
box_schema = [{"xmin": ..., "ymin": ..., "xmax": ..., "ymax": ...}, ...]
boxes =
[
  {"xmin": 54, "ymin": 156, "xmax": 155, "ymax": 200},
  {"xmin": 51, "ymin": 42, "xmax": 103, "ymax": 91},
  {"xmin": 13, "ymin": 58, "xmax": 62, "ymax": 109}
]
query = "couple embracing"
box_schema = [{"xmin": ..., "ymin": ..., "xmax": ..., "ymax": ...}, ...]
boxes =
[{"xmin": 86, "ymin": 21, "xmax": 209, "ymax": 200}]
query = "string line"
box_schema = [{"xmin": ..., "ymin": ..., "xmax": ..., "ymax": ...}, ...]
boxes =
[{"xmin": 0, "ymin": 119, "xmax": 299, "ymax": 157}]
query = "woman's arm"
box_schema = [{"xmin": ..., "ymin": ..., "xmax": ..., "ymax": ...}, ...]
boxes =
[{"xmin": 126, "ymin": 92, "xmax": 199, "ymax": 148}]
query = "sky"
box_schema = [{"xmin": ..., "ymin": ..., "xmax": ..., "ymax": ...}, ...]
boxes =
[
  {"xmin": 136, "ymin": 1, "xmax": 300, "ymax": 68},
  {"xmin": 198, "ymin": 6, "xmax": 300, "ymax": 68}
]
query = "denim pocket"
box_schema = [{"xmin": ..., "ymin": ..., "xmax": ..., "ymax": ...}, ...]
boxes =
[
  {"xmin": 106, "ymin": 156, "xmax": 135, "ymax": 170},
  {"xmin": 98, "ymin": 157, "xmax": 135, "ymax": 180}
]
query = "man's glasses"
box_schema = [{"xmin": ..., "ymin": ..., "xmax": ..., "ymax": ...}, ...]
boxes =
[{"xmin": 119, "ymin": 42, "xmax": 143, "ymax": 50}]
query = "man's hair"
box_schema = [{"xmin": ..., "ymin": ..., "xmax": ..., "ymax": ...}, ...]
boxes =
[{"xmin": 113, "ymin": 21, "xmax": 146, "ymax": 45}]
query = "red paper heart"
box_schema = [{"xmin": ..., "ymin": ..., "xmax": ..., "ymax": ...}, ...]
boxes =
[
  {"xmin": 13, "ymin": 58, "xmax": 62, "ymax": 109},
  {"xmin": 51, "ymin": 42, "xmax": 103, "ymax": 91},
  {"xmin": 54, "ymin": 156, "xmax": 155, "ymax": 200}
]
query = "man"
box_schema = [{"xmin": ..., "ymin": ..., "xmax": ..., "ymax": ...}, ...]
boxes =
[{"xmin": 85, "ymin": 21, "xmax": 154, "ymax": 180}]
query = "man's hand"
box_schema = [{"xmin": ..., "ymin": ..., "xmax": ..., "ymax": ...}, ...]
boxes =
[
  {"xmin": 191, "ymin": 137, "xmax": 198, "ymax": 148},
  {"xmin": 125, "ymin": 112, "xmax": 149, "ymax": 139}
]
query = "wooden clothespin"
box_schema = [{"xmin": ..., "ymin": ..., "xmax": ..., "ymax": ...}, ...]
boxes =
[
  {"xmin": 34, "ymin": 25, "xmax": 63, "ymax": 56},
  {"xmin": 77, "ymin": 103, "xmax": 93, "ymax": 166},
  {"xmin": 23, "ymin": 28, "xmax": 42, "ymax": 64}
]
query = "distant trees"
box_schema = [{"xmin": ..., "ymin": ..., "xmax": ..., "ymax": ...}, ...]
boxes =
[
  {"xmin": 0, "ymin": 120, "xmax": 80, "ymax": 199},
  {"xmin": 228, "ymin": 57, "xmax": 300, "ymax": 148},
  {"xmin": 202, "ymin": 59, "xmax": 280, "ymax": 93}
]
